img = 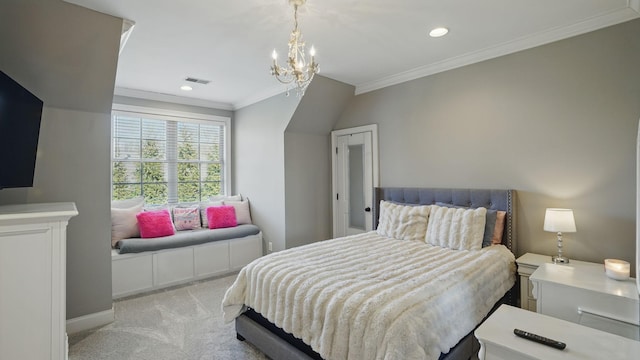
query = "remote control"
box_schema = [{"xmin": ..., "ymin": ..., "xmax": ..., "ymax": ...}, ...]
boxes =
[{"xmin": 513, "ymin": 328, "xmax": 566, "ymax": 350}]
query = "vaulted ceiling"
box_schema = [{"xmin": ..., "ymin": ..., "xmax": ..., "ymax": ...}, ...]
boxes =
[{"xmin": 65, "ymin": 0, "xmax": 639, "ymax": 110}]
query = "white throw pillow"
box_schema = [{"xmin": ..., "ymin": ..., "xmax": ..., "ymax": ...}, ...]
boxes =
[
  {"xmin": 209, "ymin": 194, "xmax": 242, "ymax": 202},
  {"xmin": 200, "ymin": 201, "xmax": 223, "ymax": 228},
  {"xmin": 111, "ymin": 202, "xmax": 144, "ymax": 247},
  {"xmin": 376, "ymin": 201, "xmax": 431, "ymax": 240},
  {"xmin": 425, "ymin": 205, "xmax": 487, "ymax": 250},
  {"xmin": 111, "ymin": 196, "xmax": 144, "ymax": 209},
  {"xmin": 224, "ymin": 200, "xmax": 252, "ymax": 225}
]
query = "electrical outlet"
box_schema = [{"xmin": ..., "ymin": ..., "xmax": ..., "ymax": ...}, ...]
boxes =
[{"xmin": 268, "ymin": 241, "xmax": 273, "ymax": 252}]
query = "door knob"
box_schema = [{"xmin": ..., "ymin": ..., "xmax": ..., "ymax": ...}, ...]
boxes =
[{"xmin": 364, "ymin": 207, "xmax": 371, "ymax": 212}]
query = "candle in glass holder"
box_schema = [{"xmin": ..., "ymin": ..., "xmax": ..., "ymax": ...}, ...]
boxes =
[{"xmin": 604, "ymin": 259, "xmax": 630, "ymax": 280}]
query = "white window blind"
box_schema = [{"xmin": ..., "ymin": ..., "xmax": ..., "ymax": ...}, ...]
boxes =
[{"xmin": 111, "ymin": 106, "xmax": 230, "ymax": 204}]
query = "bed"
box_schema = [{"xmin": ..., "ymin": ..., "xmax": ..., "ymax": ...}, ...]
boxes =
[{"xmin": 223, "ymin": 187, "xmax": 517, "ymax": 360}]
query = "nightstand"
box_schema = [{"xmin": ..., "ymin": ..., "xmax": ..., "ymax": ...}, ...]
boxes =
[
  {"xmin": 515, "ymin": 253, "xmax": 551, "ymax": 311},
  {"xmin": 530, "ymin": 260, "xmax": 639, "ymax": 340},
  {"xmin": 475, "ymin": 304, "xmax": 640, "ymax": 360}
]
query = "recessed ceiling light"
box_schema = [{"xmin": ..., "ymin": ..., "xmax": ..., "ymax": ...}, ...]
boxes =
[
  {"xmin": 180, "ymin": 85, "xmax": 193, "ymax": 91},
  {"xmin": 429, "ymin": 27, "xmax": 449, "ymax": 38}
]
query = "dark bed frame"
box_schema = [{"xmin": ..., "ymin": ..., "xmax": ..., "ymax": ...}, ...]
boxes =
[{"xmin": 235, "ymin": 187, "xmax": 517, "ymax": 360}]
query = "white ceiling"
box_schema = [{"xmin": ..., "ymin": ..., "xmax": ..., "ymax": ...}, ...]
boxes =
[{"xmin": 64, "ymin": 0, "xmax": 639, "ymax": 110}]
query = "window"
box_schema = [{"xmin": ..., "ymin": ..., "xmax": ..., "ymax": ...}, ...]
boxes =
[{"xmin": 111, "ymin": 105, "xmax": 230, "ymax": 204}]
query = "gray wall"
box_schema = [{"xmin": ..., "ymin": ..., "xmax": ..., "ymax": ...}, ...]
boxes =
[
  {"xmin": 0, "ymin": 1, "xmax": 121, "ymax": 319},
  {"xmin": 284, "ymin": 76, "xmax": 354, "ymax": 248},
  {"xmin": 284, "ymin": 133, "xmax": 333, "ymax": 248},
  {"xmin": 32, "ymin": 107, "xmax": 112, "ymax": 318},
  {"xmin": 233, "ymin": 94, "xmax": 300, "ymax": 252},
  {"xmin": 335, "ymin": 19, "xmax": 640, "ymax": 272}
]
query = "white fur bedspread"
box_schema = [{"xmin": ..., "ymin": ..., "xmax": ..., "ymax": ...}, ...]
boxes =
[{"xmin": 222, "ymin": 232, "xmax": 515, "ymax": 360}]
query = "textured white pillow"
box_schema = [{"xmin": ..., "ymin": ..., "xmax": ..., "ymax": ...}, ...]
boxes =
[
  {"xmin": 210, "ymin": 194, "xmax": 242, "ymax": 202},
  {"xmin": 200, "ymin": 201, "xmax": 223, "ymax": 228},
  {"xmin": 425, "ymin": 205, "xmax": 487, "ymax": 250},
  {"xmin": 111, "ymin": 202, "xmax": 144, "ymax": 247},
  {"xmin": 376, "ymin": 201, "xmax": 431, "ymax": 240},
  {"xmin": 224, "ymin": 200, "xmax": 252, "ymax": 225},
  {"xmin": 111, "ymin": 196, "xmax": 144, "ymax": 209}
]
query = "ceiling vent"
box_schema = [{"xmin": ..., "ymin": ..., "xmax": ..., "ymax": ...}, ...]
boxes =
[{"xmin": 184, "ymin": 77, "xmax": 210, "ymax": 85}]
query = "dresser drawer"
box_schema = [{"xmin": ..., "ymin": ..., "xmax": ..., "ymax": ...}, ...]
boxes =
[
  {"xmin": 535, "ymin": 281, "xmax": 639, "ymax": 340},
  {"xmin": 578, "ymin": 308, "xmax": 639, "ymax": 340}
]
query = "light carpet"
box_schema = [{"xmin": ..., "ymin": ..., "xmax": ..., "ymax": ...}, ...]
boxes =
[{"xmin": 69, "ymin": 274, "xmax": 268, "ymax": 360}]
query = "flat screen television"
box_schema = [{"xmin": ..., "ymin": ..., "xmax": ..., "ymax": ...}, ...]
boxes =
[{"xmin": 0, "ymin": 71, "xmax": 43, "ymax": 189}]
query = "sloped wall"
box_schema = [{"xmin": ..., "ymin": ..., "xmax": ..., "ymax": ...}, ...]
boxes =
[{"xmin": 0, "ymin": 0, "xmax": 121, "ymax": 319}]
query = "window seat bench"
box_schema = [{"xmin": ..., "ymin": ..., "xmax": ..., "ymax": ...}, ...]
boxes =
[{"xmin": 111, "ymin": 225, "xmax": 262, "ymax": 299}]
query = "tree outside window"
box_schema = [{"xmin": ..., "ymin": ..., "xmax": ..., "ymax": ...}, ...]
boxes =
[{"xmin": 111, "ymin": 110, "xmax": 228, "ymax": 204}]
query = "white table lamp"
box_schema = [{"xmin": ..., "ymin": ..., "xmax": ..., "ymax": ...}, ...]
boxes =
[{"xmin": 544, "ymin": 208, "xmax": 576, "ymax": 264}]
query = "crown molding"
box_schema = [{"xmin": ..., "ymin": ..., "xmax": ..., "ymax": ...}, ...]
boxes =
[
  {"xmin": 355, "ymin": 6, "xmax": 640, "ymax": 95},
  {"xmin": 113, "ymin": 87, "xmax": 234, "ymax": 111}
]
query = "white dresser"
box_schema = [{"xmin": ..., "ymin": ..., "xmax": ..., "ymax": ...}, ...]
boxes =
[
  {"xmin": 530, "ymin": 261, "xmax": 639, "ymax": 340},
  {"xmin": 0, "ymin": 203, "xmax": 78, "ymax": 360},
  {"xmin": 475, "ymin": 304, "xmax": 640, "ymax": 360}
]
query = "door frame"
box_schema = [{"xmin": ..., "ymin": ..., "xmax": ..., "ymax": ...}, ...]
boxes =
[{"xmin": 331, "ymin": 124, "xmax": 379, "ymax": 238}]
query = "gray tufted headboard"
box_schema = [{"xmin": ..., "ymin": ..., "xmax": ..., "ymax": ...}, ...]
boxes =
[{"xmin": 373, "ymin": 187, "xmax": 516, "ymax": 255}]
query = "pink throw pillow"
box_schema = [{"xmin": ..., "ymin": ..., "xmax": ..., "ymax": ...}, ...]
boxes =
[
  {"xmin": 206, "ymin": 206, "xmax": 237, "ymax": 229},
  {"xmin": 136, "ymin": 209, "xmax": 176, "ymax": 238},
  {"xmin": 492, "ymin": 211, "xmax": 506, "ymax": 245}
]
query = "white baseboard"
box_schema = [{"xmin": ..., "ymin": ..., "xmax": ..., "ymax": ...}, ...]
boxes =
[{"xmin": 66, "ymin": 307, "xmax": 114, "ymax": 334}]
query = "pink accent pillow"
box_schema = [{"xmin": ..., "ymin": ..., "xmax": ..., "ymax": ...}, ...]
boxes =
[
  {"xmin": 206, "ymin": 206, "xmax": 237, "ymax": 229},
  {"xmin": 136, "ymin": 209, "xmax": 176, "ymax": 238},
  {"xmin": 492, "ymin": 211, "xmax": 506, "ymax": 245}
]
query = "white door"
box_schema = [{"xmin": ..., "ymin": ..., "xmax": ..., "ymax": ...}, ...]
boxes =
[{"xmin": 332, "ymin": 125, "xmax": 378, "ymax": 238}]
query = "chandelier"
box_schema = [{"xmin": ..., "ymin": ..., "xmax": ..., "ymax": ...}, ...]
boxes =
[{"xmin": 270, "ymin": 0, "xmax": 319, "ymax": 96}]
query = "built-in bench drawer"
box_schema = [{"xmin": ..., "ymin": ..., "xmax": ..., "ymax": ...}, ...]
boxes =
[
  {"xmin": 195, "ymin": 240, "xmax": 230, "ymax": 277},
  {"xmin": 230, "ymin": 236, "xmax": 262, "ymax": 270},
  {"xmin": 112, "ymin": 232, "xmax": 262, "ymax": 299},
  {"xmin": 154, "ymin": 247, "xmax": 195, "ymax": 287},
  {"xmin": 112, "ymin": 253, "xmax": 153, "ymax": 297}
]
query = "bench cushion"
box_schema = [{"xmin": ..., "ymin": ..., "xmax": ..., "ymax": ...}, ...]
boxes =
[{"xmin": 115, "ymin": 224, "xmax": 261, "ymax": 254}]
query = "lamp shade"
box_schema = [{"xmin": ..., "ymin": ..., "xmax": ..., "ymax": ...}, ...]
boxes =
[{"xmin": 543, "ymin": 208, "xmax": 576, "ymax": 233}]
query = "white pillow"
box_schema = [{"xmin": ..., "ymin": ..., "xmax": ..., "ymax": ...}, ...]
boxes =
[
  {"xmin": 376, "ymin": 201, "xmax": 431, "ymax": 240},
  {"xmin": 425, "ymin": 205, "xmax": 487, "ymax": 250},
  {"xmin": 111, "ymin": 196, "xmax": 144, "ymax": 209},
  {"xmin": 209, "ymin": 194, "xmax": 242, "ymax": 202},
  {"xmin": 224, "ymin": 200, "xmax": 252, "ymax": 225},
  {"xmin": 111, "ymin": 202, "xmax": 144, "ymax": 247},
  {"xmin": 200, "ymin": 201, "xmax": 223, "ymax": 228}
]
